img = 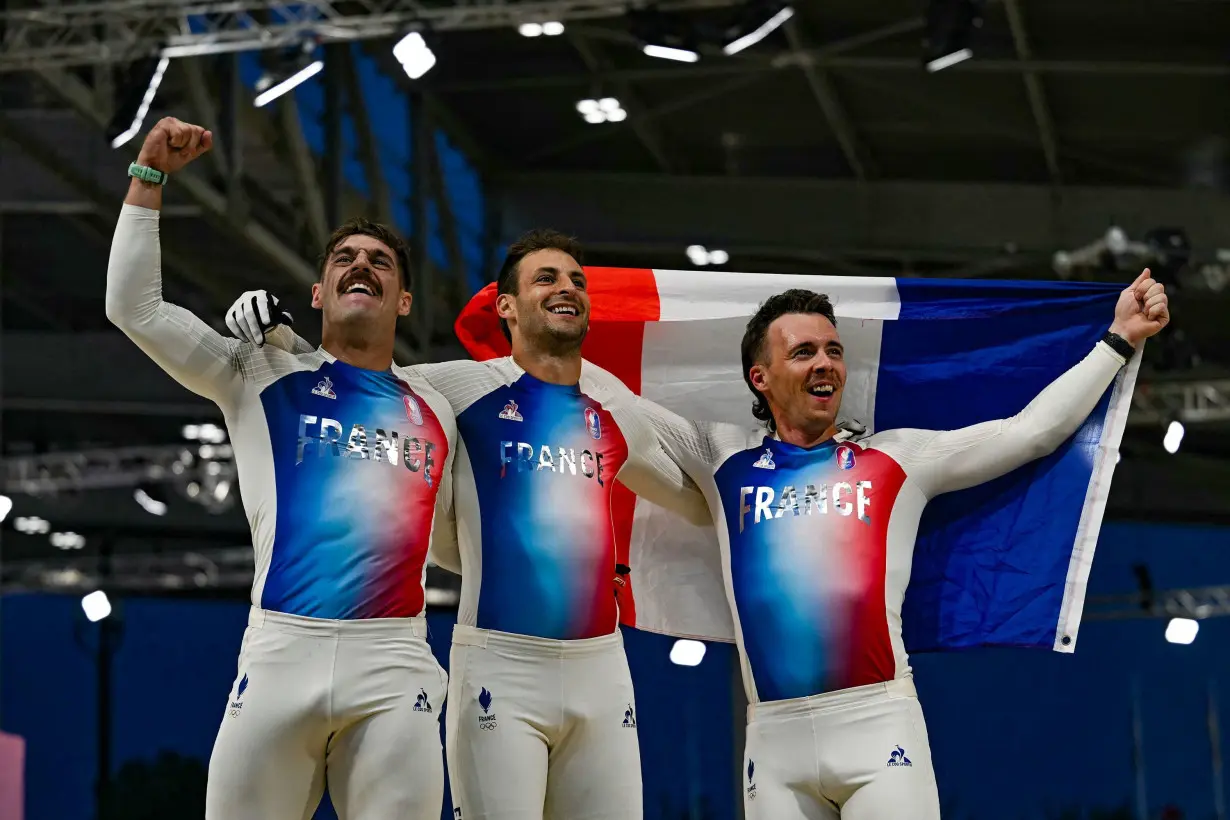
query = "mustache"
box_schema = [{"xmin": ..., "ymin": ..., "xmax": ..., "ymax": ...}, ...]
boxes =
[{"xmin": 338, "ymin": 269, "xmax": 382, "ymax": 298}]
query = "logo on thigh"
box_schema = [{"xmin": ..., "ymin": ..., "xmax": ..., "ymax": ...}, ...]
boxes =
[
  {"xmin": 887, "ymin": 746, "xmax": 912, "ymax": 767},
  {"xmin": 413, "ymin": 688, "xmax": 433, "ymax": 713},
  {"xmin": 622, "ymin": 703, "xmax": 637, "ymax": 728},
  {"xmin": 477, "ymin": 687, "xmax": 498, "ymax": 730},
  {"xmin": 228, "ymin": 673, "xmax": 249, "ymax": 718},
  {"xmin": 746, "ymin": 760, "xmax": 757, "ymax": 801}
]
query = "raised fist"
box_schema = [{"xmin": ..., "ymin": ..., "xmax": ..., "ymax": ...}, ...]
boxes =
[{"xmin": 136, "ymin": 117, "xmax": 212, "ymax": 175}]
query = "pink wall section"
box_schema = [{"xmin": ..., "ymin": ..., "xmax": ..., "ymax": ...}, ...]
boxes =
[{"xmin": 0, "ymin": 732, "xmax": 24, "ymax": 820}]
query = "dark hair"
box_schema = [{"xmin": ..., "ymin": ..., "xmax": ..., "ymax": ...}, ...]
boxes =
[
  {"xmin": 740, "ymin": 289, "xmax": 838, "ymax": 432},
  {"xmin": 318, "ymin": 217, "xmax": 413, "ymax": 291},
  {"xmin": 496, "ymin": 228, "xmax": 585, "ymax": 341}
]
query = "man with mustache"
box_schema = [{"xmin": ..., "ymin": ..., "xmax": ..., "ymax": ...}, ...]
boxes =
[
  {"xmin": 228, "ymin": 229, "xmax": 711, "ymax": 819},
  {"xmin": 107, "ymin": 117, "xmax": 456, "ymax": 819},
  {"xmin": 611, "ymin": 278, "xmax": 1168, "ymax": 819}
]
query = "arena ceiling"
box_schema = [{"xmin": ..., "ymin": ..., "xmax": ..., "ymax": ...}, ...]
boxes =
[{"xmin": 1, "ymin": 0, "xmax": 1228, "ymax": 595}]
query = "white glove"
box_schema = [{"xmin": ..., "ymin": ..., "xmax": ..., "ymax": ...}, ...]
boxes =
[{"xmin": 224, "ymin": 290, "xmax": 292, "ymax": 346}]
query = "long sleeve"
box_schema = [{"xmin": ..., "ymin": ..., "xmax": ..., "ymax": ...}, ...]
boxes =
[
  {"xmin": 266, "ymin": 324, "xmax": 317, "ymax": 356},
  {"xmin": 427, "ymin": 460, "xmax": 461, "ymax": 575},
  {"xmin": 874, "ymin": 340, "xmax": 1128, "ymax": 498},
  {"xmin": 581, "ymin": 363, "xmax": 714, "ymax": 527},
  {"xmin": 106, "ymin": 205, "xmax": 244, "ymax": 409}
]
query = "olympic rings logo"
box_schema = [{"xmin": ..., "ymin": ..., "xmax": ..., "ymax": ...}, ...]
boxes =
[{"xmin": 479, "ymin": 722, "xmax": 498, "ymax": 731}]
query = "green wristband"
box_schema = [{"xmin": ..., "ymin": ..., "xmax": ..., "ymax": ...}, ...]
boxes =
[{"xmin": 128, "ymin": 163, "xmax": 168, "ymax": 186}]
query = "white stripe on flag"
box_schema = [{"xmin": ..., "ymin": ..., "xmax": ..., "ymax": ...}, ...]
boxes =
[
  {"xmin": 628, "ymin": 276, "xmax": 896, "ymax": 639},
  {"xmin": 652, "ymin": 270, "xmax": 903, "ymax": 322},
  {"xmin": 1054, "ymin": 345, "xmax": 1143, "ymax": 652}
]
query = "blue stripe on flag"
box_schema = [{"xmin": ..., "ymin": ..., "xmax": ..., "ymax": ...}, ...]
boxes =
[{"xmin": 877, "ymin": 278, "xmax": 1122, "ymax": 651}]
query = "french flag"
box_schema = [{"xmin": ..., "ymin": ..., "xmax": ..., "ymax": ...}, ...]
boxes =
[{"xmin": 456, "ymin": 268, "xmax": 1141, "ymax": 654}]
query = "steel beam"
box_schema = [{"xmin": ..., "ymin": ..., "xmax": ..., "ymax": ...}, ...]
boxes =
[
  {"xmin": 323, "ymin": 43, "xmax": 345, "ymax": 227},
  {"xmin": 34, "ymin": 65, "xmax": 419, "ymax": 363},
  {"xmin": 524, "ymin": 17, "xmax": 924, "ymax": 167},
  {"xmin": 494, "ymin": 171, "xmax": 1230, "ymax": 266},
  {"xmin": 410, "ymin": 92, "xmax": 434, "ymax": 346},
  {"xmin": 218, "ymin": 54, "xmax": 248, "ymax": 216},
  {"xmin": 783, "ymin": 18, "xmax": 874, "ymax": 182},
  {"xmin": 424, "ymin": 117, "xmax": 469, "ymax": 312},
  {"xmin": 1003, "ymin": 0, "xmax": 1062, "ymax": 185},
  {"xmin": 435, "ymin": 55, "xmax": 1230, "ymax": 94},
  {"xmin": 276, "ymin": 94, "xmax": 331, "ymax": 249},
  {"xmin": 1085, "ymin": 586, "xmax": 1230, "ymax": 622},
  {"xmin": 0, "ymin": 110, "xmax": 240, "ymax": 310},
  {"xmin": 0, "ymin": 0, "xmax": 744, "ymax": 71},
  {"xmin": 338, "ymin": 46, "xmax": 394, "ymax": 226},
  {"xmin": 1128, "ymin": 380, "xmax": 1230, "ymax": 426},
  {"xmin": 182, "ymin": 55, "xmax": 230, "ymax": 182},
  {"xmin": 567, "ymin": 32, "xmax": 674, "ymax": 173}
]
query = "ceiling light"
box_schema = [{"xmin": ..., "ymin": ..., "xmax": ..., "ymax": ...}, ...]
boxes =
[
  {"xmin": 723, "ymin": 3, "xmax": 794, "ymax": 56},
  {"xmin": 254, "ymin": 59, "xmax": 324, "ymax": 107},
  {"xmin": 393, "ymin": 31, "xmax": 436, "ymax": 80}
]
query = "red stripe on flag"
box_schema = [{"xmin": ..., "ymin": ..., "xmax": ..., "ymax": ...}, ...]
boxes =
[
  {"xmin": 454, "ymin": 268, "xmax": 660, "ymax": 628},
  {"xmin": 454, "ymin": 268, "xmax": 661, "ymax": 361}
]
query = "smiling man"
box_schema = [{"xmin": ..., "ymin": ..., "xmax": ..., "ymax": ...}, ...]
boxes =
[
  {"xmin": 620, "ymin": 282, "xmax": 1169, "ymax": 819},
  {"xmin": 106, "ymin": 117, "xmax": 456, "ymax": 819},
  {"xmin": 228, "ymin": 228, "xmax": 712, "ymax": 820}
]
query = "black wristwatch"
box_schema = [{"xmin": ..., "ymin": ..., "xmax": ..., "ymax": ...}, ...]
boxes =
[{"xmin": 1102, "ymin": 330, "xmax": 1136, "ymax": 360}]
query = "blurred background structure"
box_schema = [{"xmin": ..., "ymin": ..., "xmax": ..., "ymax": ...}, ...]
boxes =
[{"xmin": 0, "ymin": 0, "xmax": 1228, "ymax": 818}]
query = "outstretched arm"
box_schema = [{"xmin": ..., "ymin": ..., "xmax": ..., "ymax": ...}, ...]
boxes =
[
  {"xmin": 583, "ymin": 363, "xmax": 716, "ymax": 527},
  {"xmin": 106, "ymin": 118, "xmax": 243, "ymax": 409},
  {"xmin": 883, "ymin": 269, "xmax": 1169, "ymax": 498}
]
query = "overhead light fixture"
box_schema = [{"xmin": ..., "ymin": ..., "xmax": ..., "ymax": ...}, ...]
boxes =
[
  {"xmin": 1163, "ymin": 420, "xmax": 1185, "ymax": 454},
  {"xmin": 184, "ymin": 422, "xmax": 227, "ymax": 444},
  {"xmin": 669, "ymin": 639, "xmax": 706, "ymax": 666},
  {"xmin": 925, "ymin": 47, "xmax": 972, "ymax": 73},
  {"xmin": 922, "ymin": 0, "xmax": 984, "ymax": 72},
  {"xmin": 687, "ymin": 245, "xmax": 729, "ymax": 266},
  {"xmin": 0, "ymin": 495, "xmax": 11, "ymax": 523},
  {"xmin": 1165, "ymin": 617, "xmax": 1198, "ymax": 645},
  {"xmin": 519, "ymin": 22, "xmax": 544, "ymax": 36},
  {"xmin": 629, "ymin": 8, "xmax": 702, "ymax": 62},
  {"xmin": 722, "ymin": 2, "xmax": 794, "ymax": 56},
  {"xmin": 14, "ymin": 515, "xmax": 50, "ymax": 535},
  {"xmin": 108, "ymin": 56, "xmax": 171, "ymax": 148},
  {"xmin": 82, "ymin": 591, "xmax": 112, "ymax": 623},
  {"xmin": 134, "ymin": 486, "xmax": 168, "ymax": 517},
  {"xmin": 576, "ymin": 97, "xmax": 627, "ymax": 124},
  {"xmin": 542, "ymin": 21, "xmax": 565, "ymax": 36},
  {"xmin": 50, "ymin": 532, "xmax": 86, "ymax": 550},
  {"xmin": 254, "ymin": 59, "xmax": 324, "ymax": 107},
  {"xmin": 393, "ymin": 31, "xmax": 437, "ymax": 80},
  {"xmin": 643, "ymin": 44, "xmax": 699, "ymax": 63}
]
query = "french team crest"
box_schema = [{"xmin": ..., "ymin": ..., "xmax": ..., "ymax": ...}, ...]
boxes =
[
  {"xmin": 584, "ymin": 407, "xmax": 602, "ymax": 439},
  {"xmin": 403, "ymin": 394, "xmax": 424, "ymax": 426},
  {"xmin": 499, "ymin": 399, "xmax": 523, "ymax": 422},
  {"xmin": 835, "ymin": 445, "xmax": 856, "ymax": 470},
  {"xmin": 753, "ymin": 448, "xmax": 775, "ymax": 470},
  {"xmin": 311, "ymin": 376, "xmax": 336, "ymax": 399}
]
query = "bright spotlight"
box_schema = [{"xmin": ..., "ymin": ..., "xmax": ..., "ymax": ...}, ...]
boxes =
[
  {"xmin": 542, "ymin": 21, "xmax": 565, "ymax": 35},
  {"xmin": 1163, "ymin": 420, "xmax": 1185, "ymax": 454},
  {"xmin": 670, "ymin": 639, "xmax": 706, "ymax": 666},
  {"xmin": 0, "ymin": 495, "xmax": 11, "ymax": 523},
  {"xmin": 133, "ymin": 487, "xmax": 168, "ymax": 517},
  {"xmin": 109, "ymin": 57, "xmax": 171, "ymax": 148},
  {"xmin": 393, "ymin": 32, "xmax": 436, "ymax": 80},
  {"xmin": 82, "ymin": 591, "xmax": 112, "ymax": 623},
  {"xmin": 518, "ymin": 22, "xmax": 543, "ymax": 37},
  {"xmin": 1165, "ymin": 617, "xmax": 1198, "ymax": 645}
]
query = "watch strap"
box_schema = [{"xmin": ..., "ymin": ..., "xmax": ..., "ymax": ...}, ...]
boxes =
[
  {"xmin": 1102, "ymin": 330, "xmax": 1136, "ymax": 361},
  {"xmin": 128, "ymin": 163, "xmax": 168, "ymax": 186}
]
